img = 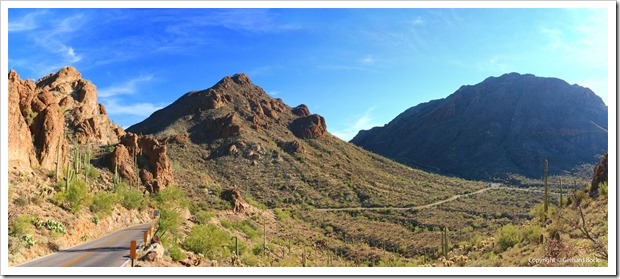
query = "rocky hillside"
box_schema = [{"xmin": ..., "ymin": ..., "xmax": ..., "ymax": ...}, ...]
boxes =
[
  {"xmin": 127, "ymin": 73, "xmax": 487, "ymax": 208},
  {"xmin": 351, "ymin": 73, "xmax": 608, "ymax": 180},
  {"xmin": 8, "ymin": 67, "xmax": 174, "ymax": 192}
]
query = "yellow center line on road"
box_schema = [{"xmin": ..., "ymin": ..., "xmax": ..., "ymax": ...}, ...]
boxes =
[{"xmin": 60, "ymin": 233, "xmax": 126, "ymax": 267}]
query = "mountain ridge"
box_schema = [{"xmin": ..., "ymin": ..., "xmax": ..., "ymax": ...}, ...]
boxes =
[{"xmin": 351, "ymin": 72, "xmax": 607, "ymax": 180}]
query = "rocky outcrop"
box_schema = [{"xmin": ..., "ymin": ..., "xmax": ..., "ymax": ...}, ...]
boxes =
[
  {"xmin": 289, "ymin": 114, "xmax": 327, "ymax": 139},
  {"xmin": 221, "ymin": 188, "xmax": 247, "ymax": 214},
  {"xmin": 205, "ymin": 113, "xmax": 241, "ymax": 139},
  {"xmin": 278, "ymin": 140, "xmax": 307, "ymax": 154},
  {"xmin": 8, "ymin": 70, "xmax": 38, "ymax": 171},
  {"xmin": 590, "ymin": 152, "xmax": 608, "ymax": 197},
  {"xmin": 8, "ymin": 67, "xmax": 124, "ymax": 172},
  {"xmin": 292, "ymin": 104, "xmax": 310, "ymax": 117},
  {"xmin": 111, "ymin": 133, "xmax": 174, "ymax": 193}
]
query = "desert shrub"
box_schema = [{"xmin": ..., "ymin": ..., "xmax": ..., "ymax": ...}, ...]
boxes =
[
  {"xmin": 521, "ymin": 224, "xmax": 543, "ymax": 244},
  {"xmin": 274, "ymin": 208, "xmax": 291, "ymax": 221},
  {"xmin": 495, "ymin": 224, "xmax": 522, "ymax": 251},
  {"xmin": 158, "ymin": 208, "xmax": 183, "ymax": 238},
  {"xmin": 220, "ymin": 219, "xmax": 233, "ymax": 229},
  {"xmin": 53, "ymin": 178, "xmax": 92, "ymax": 213},
  {"xmin": 251, "ymin": 244, "xmax": 265, "ymax": 255},
  {"xmin": 118, "ymin": 187, "xmax": 145, "ymax": 210},
  {"xmin": 9, "ymin": 215, "xmax": 33, "ymax": 237},
  {"xmin": 85, "ymin": 165, "xmax": 99, "ymax": 179},
  {"xmin": 90, "ymin": 192, "xmax": 118, "ymax": 216},
  {"xmin": 195, "ymin": 210, "xmax": 215, "ymax": 224},
  {"xmin": 233, "ymin": 220, "xmax": 259, "ymax": 239},
  {"xmin": 574, "ymin": 190, "xmax": 586, "ymax": 205},
  {"xmin": 599, "ymin": 182, "xmax": 608, "ymax": 197},
  {"xmin": 167, "ymin": 242, "xmax": 184, "ymax": 261},
  {"xmin": 183, "ymin": 224, "xmax": 231, "ymax": 258}
]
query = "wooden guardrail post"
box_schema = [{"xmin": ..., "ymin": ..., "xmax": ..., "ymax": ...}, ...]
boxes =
[{"xmin": 130, "ymin": 240, "xmax": 137, "ymax": 267}]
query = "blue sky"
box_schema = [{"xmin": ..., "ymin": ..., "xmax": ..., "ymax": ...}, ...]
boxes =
[{"xmin": 7, "ymin": 7, "xmax": 610, "ymax": 140}]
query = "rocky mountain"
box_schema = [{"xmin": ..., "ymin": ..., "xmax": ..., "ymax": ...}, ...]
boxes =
[
  {"xmin": 8, "ymin": 67, "xmax": 174, "ymax": 192},
  {"xmin": 127, "ymin": 73, "xmax": 486, "ymax": 208},
  {"xmin": 351, "ymin": 73, "xmax": 608, "ymax": 180}
]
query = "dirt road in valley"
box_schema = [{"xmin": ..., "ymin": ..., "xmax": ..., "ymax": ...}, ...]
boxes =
[{"xmin": 315, "ymin": 184, "xmax": 556, "ymax": 212}]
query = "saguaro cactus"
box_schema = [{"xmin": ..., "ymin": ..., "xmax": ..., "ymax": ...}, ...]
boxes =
[
  {"xmin": 543, "ymin": 159, "xmax": 549, "ymax": 222},
  {"xmin": 559, "ymin": 177, "xmax": 563, "ymax": 208},
  {"xmin": 440, "ymin": 226, "xmax": 449, "ymax": 257}
]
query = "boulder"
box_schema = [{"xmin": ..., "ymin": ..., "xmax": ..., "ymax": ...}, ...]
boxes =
[
  {"xmin": 205, "ymin": 113, "xmax": 241, "ymax": 138},
  {"xmin": 292, "ymin": 104, "xmax": 310, "ymax": 117},
  {"xmin": 289, "ymin": 114, "xmax": 327, "ymax": 139}
]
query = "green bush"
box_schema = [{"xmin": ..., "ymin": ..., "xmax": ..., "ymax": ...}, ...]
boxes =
[
  {"xmin": 233, "ymin": 220, "xmax": 259, "ymax": 239},
  {"xmin": 9, "ymin": 215, "xmax": 33, "ymax": 237},
  {"xmin": 220, "ymin": 219, "xmax": 233, "ymax": 229},
  {"xmin": 521, "ymin": 224, "xmax": 542, "ymax": 244},
  {"xmin": 183, "ymin": 224, "xmax": 231, "ymax": 258},
  {"xmin": 495, "ymin": 224, "xmax": 522, "ymax": 251},
  {"xmin": 85, "ymin": 165, "xmax": 99, "ymax": 179},
  {"xmin": 118, "ymin": 187, "xmax": 145, "ymax": 210},
  {"xmin": 54, "ymin": 178, "xmax": 92, "ymax": 213},
  {"xmin": 90, "ymin": 192, "xmax": 118, "ymax": 216},
  {"xmin": 599, "ymin": 182, "xmax": 608, "ymax": 197},
  {"xmin": 167, "ymin": 242, "xmax": 184, "ymax": 261},
  {"xmin": 158, "ymin": 208, "xmax": 183, "ymax": 238},
  {"xmin": 274, "ymin": 208, "xmax": 291, "ymax": 221},
  {"xmin": 195, "ymin": 210, "xmax": 215, "ymax": 225}
]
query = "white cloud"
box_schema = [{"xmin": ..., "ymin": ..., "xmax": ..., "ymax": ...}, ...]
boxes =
[
  {"xmin": 101, "ymin": 98, "xmax": 164, "ymax": 117},
  {"xmin": 8, "ymin": 10, "xmax": 47, "ymax": 32},
  {"xmin": 411, "ymin": 16, "xmax": 425, "ymax": 26},
  {"xmin": 359, "ymin": 54, "xmax": 375, "ymax": 65},
  {"xmin": 98, "ymin": 75, "xmax": 155, "ymax": 98},
  {"xmin": 476, "ymin": 55, "xmax": 513, "ymax": 73},
  {"xmin": 267, "ymin": 90, "xmax": 279, "ymax": 96},
  {"xmin": 331, "ymin": 108, "xmax": 379, "ymax": 141}
]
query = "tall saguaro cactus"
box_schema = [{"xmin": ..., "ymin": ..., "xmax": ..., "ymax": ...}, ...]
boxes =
[
  {"xmin": 559, "ymin": 177, "xmax": 563, "ymax": 208},
  {"xmin": 543, "ymin": 159, "xmax": 549, "ymax": 223},
  {"xmin": 440, "ymin": 226, "xmax": 449, "ymax": 257}
]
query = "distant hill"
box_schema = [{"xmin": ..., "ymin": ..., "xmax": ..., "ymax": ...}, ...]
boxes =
[
  {"xmin": 350, "ymin": 73, "xmax": 608, "ymax": 180},
  {"xmin": 127, "ymin": 73, "xmax": 486, "ymax": 208}
]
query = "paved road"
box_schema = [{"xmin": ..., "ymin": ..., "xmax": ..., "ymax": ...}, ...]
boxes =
[
  {"xmin": 17, "ymin": 222, "xmax": 154, "ymax": 267},
  {"xmin": 315, "ymin": 184, "xmax": 557, "ymax": 212}
]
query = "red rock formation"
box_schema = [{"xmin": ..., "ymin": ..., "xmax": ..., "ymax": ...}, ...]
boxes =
[
  {"xmin": 292, "ymin": 104, "xmax": 311, "ymax": 117},
  {"xmin": 289, "ymin": 114, "xmax": 327, "ymax": 139},
  {"xmin": 114, "ymin": 133, "xmax": 175, "ymax": 192},
  {"xmin": 590, "ymin": 152, "xmax": 608, "ymax": 197},
  {"xmin": 8, "ymin": 70, "xmax": 38, "ymax": 171},
  {"xmin": 8, "ymin": 67, "xmax": 124, "ymax": 172},
  {"xmin": 205, "ymin": 113, "xmax": 241, "ymax": 138}
]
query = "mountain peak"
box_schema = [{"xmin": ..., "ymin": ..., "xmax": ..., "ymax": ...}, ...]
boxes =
[
  {"xmin": 351, "ymin": 73, "xmax": 607, "ymax": 180},
  {"xmin": 213, "ymin": 73, "xmax": 253, "ymax": 89}
]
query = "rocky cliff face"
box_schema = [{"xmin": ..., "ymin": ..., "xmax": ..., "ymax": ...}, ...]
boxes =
[
  {"xmin": 8, "ymin": 67, "xmax": 174, "ymax": 192},
  {"xmin": 8, "ymin": 67, "xmax": 123, "ymax": 171},
  {"xmin": 351, "ymin": 73, "xmax": 608, "ymax": 180}
]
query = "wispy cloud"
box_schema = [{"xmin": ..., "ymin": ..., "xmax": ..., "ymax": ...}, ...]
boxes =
[
  {"xmin": 538, "ymin": 9, "xmax": 607, "ymax": 69},
  {"xmin": 359, "ymin": 54, "xmax": 375, "ymax": 66},
  {"xmin": 101, "ymin": 98, "xmax": 164, "ymax": 118},
  {"xmin": 8, "ymin": 10, "xmax": 48, "ymax": 32},
  {"xmin": 476, "ymin": 55, "xmax": 513, "ymax": 73},
  {"xmin": 98, "ymin": 75, "xmax": 155, "ymax": 98},
  {"xmin": 331, "ymin": 108, "xmax": 380, "ymax": 141},
  {"xmin": 267, "ymin": 90, "xmax": 279, "ymax": 96}
]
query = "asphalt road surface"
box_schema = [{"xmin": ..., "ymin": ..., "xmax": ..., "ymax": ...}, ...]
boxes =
[{"xmin": 17, "ymin": 222, "xmax": 154, "ymax": 267}]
